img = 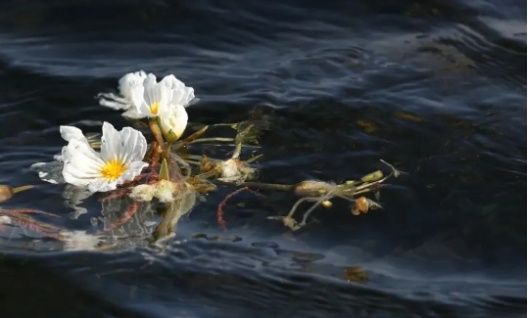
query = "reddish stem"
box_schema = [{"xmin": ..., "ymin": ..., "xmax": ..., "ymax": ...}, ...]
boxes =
[
  {"xmin": 0, "ymin": 208, "xmax": 58, "ymax": 218},
  {"xmin": 0, "ymin": 211, "xmax": 64, "ymax": 240},
  {"xmin": 107, "ymin": 201, "xmax": 142, "ymax": 231},
  {"xmin": 216, "ymin": 187, "xmax": 263, "ymax": 230},
  {"xmin": 98, "ymin": 188, "xmax": 130, "ymax": 203}
]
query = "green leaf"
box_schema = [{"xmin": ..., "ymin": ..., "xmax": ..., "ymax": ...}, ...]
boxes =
[{"xmin": 159, "ymin": 158, "xmax": 170, "ymax": 180}]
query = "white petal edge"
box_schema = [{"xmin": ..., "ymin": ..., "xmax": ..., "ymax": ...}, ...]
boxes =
[
  {"xmin": 161, "ymin": 74, "xmax": 195, "ymax": 107},
  {"xmin": 60, "ymin": 126, "xmax": 87, "ymax": 143},
  {"xmin": 62, "ymin": 139, "xmax": 104, "ymax": 187},
  {"xmin": 118, "ymin": 70, "xmax": 147, "ymax": 101}
]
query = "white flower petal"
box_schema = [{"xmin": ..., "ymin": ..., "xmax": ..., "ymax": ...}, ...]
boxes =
[
  {"xmin": 99, "ymin": 97, "xmax": 129, "ymax": 110},
  {"xmin": 118, "ymin": 70, "xmax": 146, "ymax": 101},
  {"xmin": 117, "ymin": 160, "xmax": 148, "ymax": 184},
  {"xmin": 100, "ymin": 122, "xmax": 147, "ymax": 164},
  {"xmin": 60, "ymin": 126, "xmax": 87, "ymax": 143},
  {"xmin": 159, "ymin": 83, "xmax": 173, "ymax": 113},
  {"xmin": 100, "ymin": 122, "xmax": 120, "ymax": 161},
  {"xmin": 161, "ymin": 74, "xmax": 195, "ymax": 107},
  {"xmin": 119, "ymin": 128, "xmax": 148, "ymax": 164},
  {"xmin": 143, "ymin": 77, "xmax": 161, "ymax": 113},
  {"xmin": 142, "ymin": 74, "xmax": 158, "ymax": 104},
  {"xmin": 144, "ymin": 73, "xmax": 157, "ymax": 88},
  {"xmin": 128, "ymin": 82, "xmax": 146, "ymax": 114},
  {"xmin": 161, "ymin": 74, "xmax": 184, "ymax": 90},
  {"xmin": 99, "ymin": 71, "xmax": 146, "ymax": 112},
  {"xmin": 98, "ymin": 92, "xmax": 128, "ymax": 104},
  {"xmin": 62, "ymin": 139, "xmax": 104, "ymax": 187},
  {"xmin": 121, "ymin": 107, "xmax": 144, "ymax": 119},
  {"xmin": 177, "ymin": 86, "xmax": 195, "ymax": 107}
]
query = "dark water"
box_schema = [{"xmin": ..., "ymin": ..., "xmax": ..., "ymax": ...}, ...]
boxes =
[{"xmin": 0, "ymin": 1, "xmax": 526, "ymax": 317}]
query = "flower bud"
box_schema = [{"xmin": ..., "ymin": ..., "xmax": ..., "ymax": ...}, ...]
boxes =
[
  {"xmin": 352, "ymin": 196, "xmax": 369, "ymax": 215},
  {"xmin": 159, "ymin": 105, "xmax": 188, "ymax": 142},
  {"xmin": 294, "ymin": 180, "xmax": 330, "ymax": 197},
  {"xmin": 321, "ymin": 200, "xmax": 333, "ymax": 208},
  {"xmin": 0, "ymin": 185, "xmax": 14, "ymax": 203},
  {"xmin": 217, "ymin": 158, "xmax": 256, "ymax": 183}
]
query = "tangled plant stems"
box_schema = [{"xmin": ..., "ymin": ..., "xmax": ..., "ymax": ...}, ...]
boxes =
[{"xmin": 2, "ymin": 71, "xmax": 400, "ymax": 249}]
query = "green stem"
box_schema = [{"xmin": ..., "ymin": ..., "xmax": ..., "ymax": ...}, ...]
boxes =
[
  {"xmin": 232, "ymin": 142, "xmax": 242, "ymax": 159},
  {"xmin": 149, "ymin": 118, "xmax": 165, "ymax": 147},
  {"xmin": 163, "ymin": 141, "xmax": 174, "ymax": 160}
]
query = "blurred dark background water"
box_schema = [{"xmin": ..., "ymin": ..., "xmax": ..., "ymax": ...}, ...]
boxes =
[{"xmin": 0, "ymin": 0, "xmax": 526, "ymax": 317}]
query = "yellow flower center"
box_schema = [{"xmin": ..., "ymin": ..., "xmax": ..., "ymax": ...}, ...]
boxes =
[
  {"xmin": 150, "ymin": 102, "xmax": 160, "ymax": 115},
  {"xmin": 100, "ymin": 159, "xmax": 127, "ymax": 181}
]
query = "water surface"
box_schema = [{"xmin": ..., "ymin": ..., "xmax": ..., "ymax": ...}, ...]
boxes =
[{"xmin": 0, "ymin": 1, "xmax": 525, "ymax": 317}]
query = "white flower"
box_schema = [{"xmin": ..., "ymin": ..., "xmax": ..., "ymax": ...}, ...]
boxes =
[
  {"xmin": 98, "ymin": 71, "xmax": 146, "ymax": 113},
  {"xmin": 61, "ymin": 122, "xmax": 148, "ymax": 193},
  {"xmin": 99, "ymin": 71, "xmax": 195, "ymax": 119}
]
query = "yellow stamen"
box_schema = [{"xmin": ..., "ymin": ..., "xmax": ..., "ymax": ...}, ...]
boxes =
[
  {"xmin": 100, "ymin": 159, "xmax": 127, "ymax": 181},
  {"xmin": 150, "ymin": 102, "xmax": 160, "ymax": 115}
]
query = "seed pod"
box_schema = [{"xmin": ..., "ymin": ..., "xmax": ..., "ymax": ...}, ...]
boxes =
[
  {"xmin": 294, "ymin": 180, "xmax": 330, "ymax": 197},
  {"xmin": 360, "ymin": 170, "xmax": 383, "ymax": 183},
  {"xmin": 352, "ymin": 196, "xmax": 369, "ymax": 215},
  {"xmin": 344, "ymin": 266, "xmax": 368, "ymax": 283},
  {"xmin": 0, "ymin": 185, "xmax": 13, "ymax": 203},
  {"xmin": 321, "ymin": 200, "xmax": 333, "ymax": 208}
]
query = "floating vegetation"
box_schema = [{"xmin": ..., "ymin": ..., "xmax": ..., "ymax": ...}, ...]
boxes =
[
  {"xmin": 3, "ymin": 71, "xmax": 400, "ymax": 249},
  {"xmin": 343, "ymin": 266, "xmax": 368, "ymax": 283}
]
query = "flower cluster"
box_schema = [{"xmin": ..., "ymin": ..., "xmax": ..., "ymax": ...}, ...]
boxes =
[
  {"xmin": 30, "ymin": 69, "xmax": 267, "ymax": 237},
  {"xmin": 57, "ymin": 71, "xmax": 195, "ymax": 193},
  {"xmin": 99, "ymin": 71, "xmax": 194, "ymax": 141}
]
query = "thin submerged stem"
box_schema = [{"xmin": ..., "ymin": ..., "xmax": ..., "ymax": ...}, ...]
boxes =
[
  {"xmin": 12, "ymin": 185, "xmax": 34, "ymax": 194},
  {"xmin": 237, "ymin": 181, "xmax": 294, "ymax": 191},
  {"xmin": 299, "ymin": 193, "xmax": 334, "ymax": 227},
  {"xmin": 189, "ymin": 137, "xmax": 234, "ymax": 144},
  {"xmin": 286, "ymin": 196, "xmax": 320, "ymax": 219},
  {"xmin": 207, "ymin": 123, "xmax": 238, "ymax": 128}
]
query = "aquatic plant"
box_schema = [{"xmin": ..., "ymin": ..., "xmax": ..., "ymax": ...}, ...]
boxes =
[{"xmin": 1, "ymin": 71, "xmax": 399, "ymax": 249}]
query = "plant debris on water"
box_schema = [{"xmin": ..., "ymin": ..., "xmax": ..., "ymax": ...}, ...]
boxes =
[{"xmin": 0, "ymin": 71, "xmax": 401, "ymax": 250}]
